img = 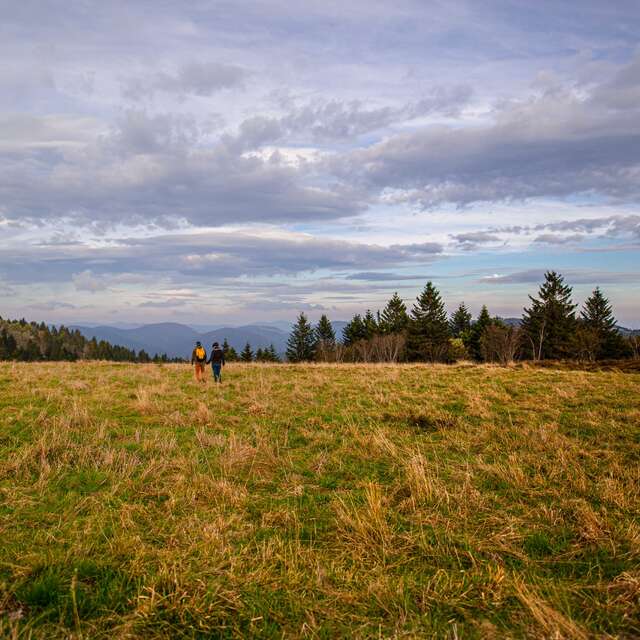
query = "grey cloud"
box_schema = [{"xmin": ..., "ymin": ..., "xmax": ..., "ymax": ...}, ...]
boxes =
[
  {"xmin": 138, "ymin": 298, "xmax": 189, "ymax": 308},
  {"xmin": 0, "ymin": 230, "xmax": 444, "ymax": 286},
  {"xmin": 72, "ymin": 270, "xmax": 110, "ymax": 292},
  {"xmin": 397, "ymin": 242, "xmax": 443, "ymax": 256},
  {"xmin": 451, "ymin": 231, "xmax": 501, "ymax": 250},
  {"xmin": 533, "ymin": 233, "xmax": 585, "ymax": 244},
  {"xmin": 0, "ymin": 111, "xmax": 365, "ymax": 226},
  {"xmin": 346, "ymin": 272, "xmax": 425, "ymax": 281},
  {"xmin": 27, "ymin": 301, "xmax": 77, "ymax": 310},
  {"xmin": 452, "ymin": 232, "xmax": 501, "ymax": 244},
  {"xmin": 478, "ymin": 269, "xmax": 640, "ymax": 285},
  {"xmin": 493, "ymin": 215, "xmax": 640, "ymax": 239},
  {"xmin": 331, "ymin": 70, "xmax": 640, "ymax": 208},
  {"xmin": 123, "ymin": 62, "xmax": 248, "ymax": 100},
  {"xmin": 227, "ymin": 87, "xmax": 474, "ymax": 151}
]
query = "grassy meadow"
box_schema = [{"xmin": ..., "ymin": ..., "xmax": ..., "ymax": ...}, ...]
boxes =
[{"xmin": 0, "ymin": 361, "xmax": 639, "ymax": 639}]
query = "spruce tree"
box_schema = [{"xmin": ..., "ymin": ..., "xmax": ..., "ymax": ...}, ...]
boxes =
[
  {"xmin": 467, "ymin": 305, "xmax": 492, "ymax": 361},
  {"xmin": 406, "ymin": 282, "xmax": 451, "ymax": 361},
  {"xmin": 378, "ymin": 292, "xmax": 409, "ymax": 334},
  {"xmin": 363, "ymin": 310, "xmax": 378, "ymax": 339},
  {"xmin": 240, "ymin": 342, "xmax": 254, "ymax": 362},
  {"xmin": 342, "ymin": 314, "xmax": 367, "ymax": 346},
  {"xmin": 315, "ymin": 314, "xmax": 336, "ymax": 345},
  {"xmin": 266, "ymin": 344, "xmax": 280, "ymax": 362},
  {"xmin": 581, "ymin": 287, "xmax": 627, "ymax": 359},
  {"xmin": 255, "ymin": 347, "xmax": 264, "ymax": 361},
  {"xmin": 521, "ymin": 271, "xmax": 577, "ymax": 360},
  {"xmin": 286, "ymin": 312, "xmax": 316, "ymax": 362},
  {"xmin": 450, "ymin": 302, "xmax": 472, "ymax": 338},
  {"xmin": 222, "ymin": 338, "xmax": 239, "ymax": 362}
]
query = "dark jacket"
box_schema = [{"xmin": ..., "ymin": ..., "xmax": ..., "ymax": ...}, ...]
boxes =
[
  {"xmin": 207, "ymin": 347, "xmax": 225, "ymax": 365},
  {"xmin": 191, "ymin": 347, "xmax": 207, "ymax": 364}
]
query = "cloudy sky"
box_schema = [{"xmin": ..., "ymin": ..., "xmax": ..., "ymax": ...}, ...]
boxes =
[{"xmin": 1, "ymin": 0, "xmax": 639, "ymax": 327}]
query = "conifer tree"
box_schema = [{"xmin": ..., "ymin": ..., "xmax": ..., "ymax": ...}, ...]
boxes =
[
  {"xmin": 222, "ymin": 338, "xmax": 239, "ymax": 362},
  {"xmin": 406, "ymin": 282, "xmax": 451, "ymax": 361},
  {"xmin": 467, "ymin": 305, "xmax": 492, "ymax": 361},
  {"xmin": 240, "ymin": 342, "xmax": 254, "ymax": 362},
  {"xmin": 286, "ymin": 312, "xmax": 316, "ymax": 362},
  {"xmin": 266, "ymin": 344, "xmax": 280, "ymax": 362},
  {"xmin": 255, "ymin": 347, "xmax": 264, "ymax": 361},
  {"xmin": 378, "ymin": 292, "xmax": 409, "ymax": 334},
  {"xmin": 580, "ymin": 287, "xmax": 627, "ymax": 359},
  {"xmin": 342, "ymin": 314, "xmax": 367, "ymax": 346},
  {"xmin": 521, "ymin": 271, "xmax": 577, "ymax": 360},
  {"xmin": 315, "ymin": 314, "xmax": 336, "ymax": 345},
  {"xmin": 450, "ymin": 302, "xmax": 472, "ymax": 338},
  {"xmin": 363, "ymin": 310, "xmax": 378, "ymax": 339}
]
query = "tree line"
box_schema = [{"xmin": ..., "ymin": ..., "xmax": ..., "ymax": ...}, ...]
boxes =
[
  {"xmin": 221, "ymin": 339, "xmax": 281, "ymax": 363},
  {"xmin": 0, "ymin": 317, "xmax": 183, "ymax": 363},
  {"xmin": 285, "ymin": 271, "xmax": 639, "ymax": 363}
]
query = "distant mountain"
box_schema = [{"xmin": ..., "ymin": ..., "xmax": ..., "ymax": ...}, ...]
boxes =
[
  {"xmin": 71, "ymin": 320, "xmax": 353, "ymax": 359},
  {"xmin": 72, "ymin": 322, "xmax": 290, "ymax": 358},
  {"xmin": 617, "ymin": 326, "xmax": 640, "ymax": 337}
]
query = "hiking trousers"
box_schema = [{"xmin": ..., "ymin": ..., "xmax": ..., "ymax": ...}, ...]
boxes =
[
  {"xmin": 212, "ymin": 363, "xmax": 222, "ymax": 382},
  {"xmin": 194, "ymin": 362, "xmax": 205, "ymax": 381}
]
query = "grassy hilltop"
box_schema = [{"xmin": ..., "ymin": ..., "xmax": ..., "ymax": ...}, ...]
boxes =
[{"xmin": 1, "ymin": 362, "xmax": 639, "ymax": 639}]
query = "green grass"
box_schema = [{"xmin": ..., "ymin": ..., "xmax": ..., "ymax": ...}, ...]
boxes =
[{"xmin": 1, "ymin": 361, "xmax": 639, "ymax": 638}]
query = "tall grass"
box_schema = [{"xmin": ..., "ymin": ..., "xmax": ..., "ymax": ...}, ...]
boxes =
[{"xmin": 0, "ymin": 361, "xmax": 638, "ymax": 638}]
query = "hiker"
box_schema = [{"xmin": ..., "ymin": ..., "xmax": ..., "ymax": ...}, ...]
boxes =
[
  {"xmin": 207, "ymin": 341, "xmax": 225, "ymax": 383},
  {"xmin": 191, "ymin": 341, "xmax": 207, "ymax": 382}
]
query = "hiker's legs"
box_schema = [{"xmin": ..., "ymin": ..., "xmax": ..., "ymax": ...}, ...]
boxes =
[
  {"xmin": 212, "ymin": 363, "xmax": 222, "ymax": 382},
  {"xmin": 195, "ymin": 363, "xmax": 205, "ymax": 382}
]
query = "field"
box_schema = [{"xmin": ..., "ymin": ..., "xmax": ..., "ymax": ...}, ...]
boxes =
[{"xmin": 1, "ymin": 362, "xmax": 639, "ymax": 639}]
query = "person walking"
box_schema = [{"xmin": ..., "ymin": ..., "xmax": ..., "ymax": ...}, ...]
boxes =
[
  {"xmin": 191, "ymin": 341, "xmax": 207, "ymax": 383},
  {"xmin": 207, "ymin": 341, "xmax": 225, "ymax": 383}
]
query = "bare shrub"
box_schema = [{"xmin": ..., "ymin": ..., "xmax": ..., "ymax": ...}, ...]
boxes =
[{"xmin": 481, "ymin": 325, "xmax": 521, "ymax": 364}]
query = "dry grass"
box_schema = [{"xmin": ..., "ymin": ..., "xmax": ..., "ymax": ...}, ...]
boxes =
[{"xmin": 0, "ymin": 361, "xmax": 639, "ymax": 638}]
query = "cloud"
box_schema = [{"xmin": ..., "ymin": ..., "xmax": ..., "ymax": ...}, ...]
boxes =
[
  {"xmin": 225, "ymin": 87, "xmax": 473, "ymax": 152},
  {"xmin": 346, "ymin": 272, "xmax": 425, "ymax": 281},
  {"xmin": 331, "ymin": 63, "xmax": 640, "ymax": 208},
  {"xmin": 451, "ymin": 231, "xmax": 502, "ymax": 250},
  {"xmin": 72, "ymin": 270, "xmax": 110, "ymax": 292},
  {"xmin": 138, "ymin": 298, "xmax": 188, "ymax": 308},
  {"xmin": 0, "ymin": 229, "xmax": 444, "ymax": 286},
  {"xmin": 478, "ymin": 269, "xmax": 640, "ymax": 285},
  {"xmin": 122, "ymin": 62, "xmax": 248, "ymax": 99},
  {"xmin": 533, "ymin": 233, "xmax": 585, "ymax": 245},
  {"xmin": 0, "ymin": 111, "xmax": 366, "ymax": 226}
]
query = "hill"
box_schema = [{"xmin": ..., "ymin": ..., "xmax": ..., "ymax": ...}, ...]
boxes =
[
  {"xmin": 72, "ymin": 321, "xmax": 351, "ymax": 358},
  {"xmin": 1, "ymin": 361, "xmax": 638, "ymax": 638}
]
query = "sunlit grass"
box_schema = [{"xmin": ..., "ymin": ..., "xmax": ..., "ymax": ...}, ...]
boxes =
[{"xmin": 1, "ymin": 361, "xmax": 638, "ymax": 638}]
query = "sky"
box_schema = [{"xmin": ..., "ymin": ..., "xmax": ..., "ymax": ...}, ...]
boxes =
[{"xmin": 1, "ymin": 0, "xmax": 639, "ymax": 328}]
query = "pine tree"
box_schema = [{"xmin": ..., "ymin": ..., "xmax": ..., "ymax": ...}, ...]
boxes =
[
  {"xmin": 222, "ymin": 338, "xmax": 239, "ymax": 362},
  {"xmin": 342, "ymin": 314, "xmax": 367, "ymax": 346},
  {"xmin": 378, "ymin": 292, "xmax": 409, "ymax": 334},
  {"xmin": 521, "ymin": 271, "xmax": 577, "ymax": 360},
  {"xmin": 286, "ymin": 312, "xmax": 317, "ymax": 362},
  {"xmin": 450, "ymin": 302, "xmax": 472, "ymax": 338},
  {"xmin": 467, "ymin": 305, "xmax": 492, "ymax": 361},
  {"xmin": 255, "ymin": 347, "xmax": 264, "ymax": 361},
  {"xmin": 581, "ymin": 288, "xmax": 628, "ymax": 359},
  {"xmin": 241, "ymin": 342, "xmax": 254, "ymax": 362},
  {"xmin": 266, "ymin": 344, "xmax": 281, "ymax": 362},
  {"xmin": 315, "ymin": 315, "xmax": 336, "ymax": 345},
  {"xmin": 406, "ymin": 282, "xmax": 451, "ymax": 361},
  {"xmin": 363, "ymin": 310, "xmax": 378, "ymax": 339}
]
